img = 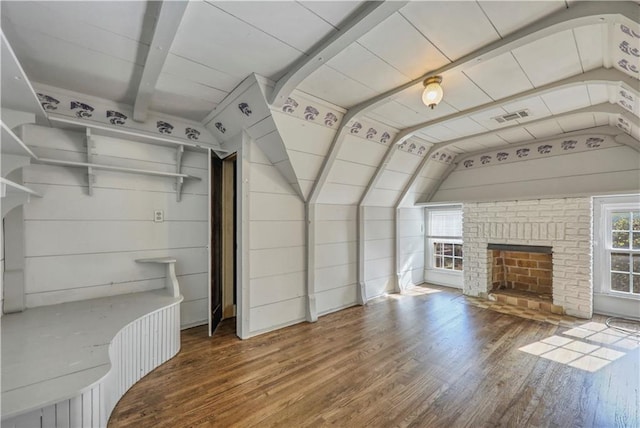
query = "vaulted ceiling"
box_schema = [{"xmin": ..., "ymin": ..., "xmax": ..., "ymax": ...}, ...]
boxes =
[{"xmin": 1, "ymin": 1, "xmax": 638, "ymax": 207}]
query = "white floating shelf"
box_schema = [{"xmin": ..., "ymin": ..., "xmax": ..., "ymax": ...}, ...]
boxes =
[
  {"xmin": 35, "ymin": 157, "xmax": 200, "ymax": 201},
  {"xmin": 1, "ymin": 121, "xmax": 38, "ymax": 159},
  {"xmin": 1, "ymin": 177, "xmax": 42, "ymax": 217},
  {"xmin": 48, "ymin": 115, "xmax": 229, "ymax": 154},
  {"xmin": 37, "ymin": 158, "xmax": 201, "ymax": 180},
  {"xmin": 135, "ymin": 257, "xmax": 181, "ymax": 298},
  {"xmin": 0, "ymin": 176, "xmax": 42, "ymax": 198}
]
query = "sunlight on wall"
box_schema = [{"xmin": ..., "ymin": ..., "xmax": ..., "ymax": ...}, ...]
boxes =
[{"xmin": 519, "ymin": 322, "xmax": 638, "ymax": 372}]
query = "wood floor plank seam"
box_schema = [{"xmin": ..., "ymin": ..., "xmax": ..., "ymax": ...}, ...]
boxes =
[{"xmin": 109, "ymin": 285, "xmax": 639, "ymax": 428}]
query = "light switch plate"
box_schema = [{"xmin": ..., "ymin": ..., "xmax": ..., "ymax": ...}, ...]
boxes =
[{"xmin": 154, "ymin": 210, "xmax": 164, "ymax": 223}]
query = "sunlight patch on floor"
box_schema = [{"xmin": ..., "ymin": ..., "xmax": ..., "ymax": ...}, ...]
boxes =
[
  {"xmin": 403, "ymin": 287, "xmax": 442, "ymax": 296},
  {"xmin": 519, "ymin": 322, "xmax": 638, "ymax": 372}
]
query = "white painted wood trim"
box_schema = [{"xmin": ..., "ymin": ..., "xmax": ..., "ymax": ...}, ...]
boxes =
[
  {"xmin": 207, "ymin": 148, "xmax": 213, "ymax": 337},
  {"xmin": 3, "ymin": 206, "xmax": 25, "ymax": 313},
  {"xmin": 394, "ymin": 68, "xmax": 637, "ymax": 144},
  {"xmin": 175, "ymin": 146, "xmax": 185, "ymax": 202},
  {"xmin": 48, "ymin": 115, "xmax": 227, "ymax": 153},
  {"xmin": 454, "ymin": 126, "xmax": 636, "ymax": 167},
  {"xmin": 133, "ymin": 1, "xmax": 189, "ymax": 122},
  {"xmin": 2, "ymin": 154, "xmax": 32, "ymax": 179},
  {"xmin": 135, "ymin": 257, "xmax": 181, "ymax": 298},
  {"xmin": 0, "ymin": 177, "xmax": 42, "ymax": 198},
  {"xmin": 349, "ymin": 2, "xmax": 638, "ymax": 116},
  {"xmin": 395, "ymin": 207, "xmax": 402, "ymax": 293},
  {"xmin": 268, "ymin": 1, "xmax": 408, "ymax": 107},
  {"xmin": 36, "ymin": 158, "xmax": 200, "ymax": 179},
  {"xmin": 1, "ymin": 167, "xmax": 42, "ymax": 219},
  {"xmin": 1, "ymin": 291, "xmax": 182, "ymax": 426},
  {"xmin": 312, "ymin": 4, "xmax": 637, "ymax": 213},
  {"xmin": 357, "ymin": 205, "xmax": 367, "ymax": 305},
  {"xmin": 306, "ymin": 202, "xmax": 318, "ymax": 322},
  {"xmin": 361, "ymin": 70, "xmax": 633, "ymax": 214},
  {"xmin": 237, "ymin": 132, "xmax": 251, "ymax": 338},
  {"xmin": 433, "ymin": 103, "xmax": 634, "ymax": 153},
  {"xmin": 395, "ymin": 103, "xmax": 631, "ymax": 208},
  {"xmin": 1, "ymin": 121, "xmax": 38, "ymax": 159}
]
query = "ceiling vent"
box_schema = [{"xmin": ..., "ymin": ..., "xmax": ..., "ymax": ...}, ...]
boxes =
[{"xmin": 493, "ymin": 109, "xmax": 530, "ymax": 123}]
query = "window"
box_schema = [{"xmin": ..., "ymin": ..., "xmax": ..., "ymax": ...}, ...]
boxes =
[
  {"xmin": 594, "ymin": 196, "xmax": 640, "ymax": 299},
  {"xmin": 427, "ymin": 208, "xmax": 463, "ymax": 272},
  {"xmin": 609, "ymin": 210, "xmax": 640, "ymax": 294},
  {"xmin": 433, "ymin": 242, "xmax": 463, "ymax": 271}
]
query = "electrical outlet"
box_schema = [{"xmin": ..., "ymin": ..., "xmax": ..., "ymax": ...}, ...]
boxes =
[{"xmin": 154, "ymin": 210, "xmax": 164, "ymax": 223}]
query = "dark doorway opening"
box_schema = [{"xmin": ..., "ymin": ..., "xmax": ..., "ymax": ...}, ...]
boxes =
[{"xmin": 211, "ymin": 153, "xmax": 237, "ymax": 335}]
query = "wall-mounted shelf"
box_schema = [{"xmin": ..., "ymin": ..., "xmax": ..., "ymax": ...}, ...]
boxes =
[
  {"xmin": 36, "ymin": 158, "xmax": 199, "ymax": 180},
  {"xmin": 1, "ymin": 121, "xmax": 42, "ymax": 216},
  {"xmin": 0, "ymin": 177, "xmax": 42, "ymax": 197},
  {"xmin": 1, "ymin": 177, "xmax": 42, "ymax": 218},
  {"xmin": 135, "ymin": 257, "xmax": 181, "ymax": 298},
  {"xmin": 2, "ymin": 120, "xmax": 39, "ymax": 177},
  {"xmin": 35, "ymin": 155, "xmax": 201, "ymax": 202},
  {"xmin": 48, "ymin": 115, "xmax": 229, "ymax": 154},
  {"xmin": 1, "ymin": 121, "xmax": 38, "ymax": 159},
  {"xmin": 2, "ymin": 123, "xmax": 201, "ymax": 202}
]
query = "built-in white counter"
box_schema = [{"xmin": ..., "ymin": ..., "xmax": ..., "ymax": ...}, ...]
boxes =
[{"xmin": 1, "ymin": 290, "xmax": 183, "ymax": 427}]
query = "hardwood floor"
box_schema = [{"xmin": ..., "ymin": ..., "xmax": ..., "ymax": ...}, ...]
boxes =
[{"xmin": 109, "ymin": 286, "xmax": 639, "ymax": 427}]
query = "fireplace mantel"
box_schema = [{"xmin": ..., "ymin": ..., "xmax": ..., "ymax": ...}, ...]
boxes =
[{"xmin": 487, "ymin": 243, "xmax": 552, "ymax": 254}]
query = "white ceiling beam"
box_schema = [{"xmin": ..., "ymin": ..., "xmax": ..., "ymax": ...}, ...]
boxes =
[
  {"xmin": 398, "ymin": 68, "xmax": 638, "ymax": 144},
  {"xmin": 359, "ymin": 68, "xmax": 634, "ymax": 207},
  {"xmin": 435, "ymin": 103, "xmax": 633, "ymax": 156},
  {"xmin": 395, "ymin": 103, "xmax": 634, "ymax": 208},
  {"xmin": 308, "ymin": 1, "xmax": 637, "ymax": 206},
  {"xmin": 350, "ymin": 1, "xmax": 638, "ymax": 116},
  {"xmin": 268, "ymin": 1, "xmax": 408, "ymax": 108},
  {"xmin": 133, "ymin": 1, "xmax": 189, "ymax": 123}
]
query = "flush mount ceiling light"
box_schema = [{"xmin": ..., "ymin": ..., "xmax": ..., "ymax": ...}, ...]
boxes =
[{"xmin": 422, "ymin": 76, "xmax": 443, "ymax": 109}]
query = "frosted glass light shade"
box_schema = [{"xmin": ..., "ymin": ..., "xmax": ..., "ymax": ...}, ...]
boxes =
[{"xmin": 422, "ymin": 76, "xmax": 443, "ymax": 109}]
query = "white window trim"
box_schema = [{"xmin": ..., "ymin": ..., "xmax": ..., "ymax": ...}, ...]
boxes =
[
  {"xmin": 428, "ymin": 239, "xmax": 463, "ymax": 272},
  {"xmin": 424, "ymin": 205, "xmax": 463, "ymax": 275},
  {"xmin": 594, "ymin": 195, "xmax": 640, "ymax": 300}
]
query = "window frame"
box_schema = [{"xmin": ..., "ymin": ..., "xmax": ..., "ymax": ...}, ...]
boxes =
[
  {"xmin": 425, "ymin": 206, "xmax": 463, "ymax": 274},
  {"xmin": 594, "ymin": 197, "xmax": 640, "ymax": 300},
  {"xmin": 431, "ymin": 239, "xmax": 464, "ymax": 272}
]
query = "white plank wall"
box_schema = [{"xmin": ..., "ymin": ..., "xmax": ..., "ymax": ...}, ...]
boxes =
[
  {"xmin": 404, "ymin": 160, "xmax": 451, "ymax": 206},
  {"xmin": 1, "ymin": 228, "xmax": 4, "ymax": 317},
  {"xmin": 315, "ymin": 204, "xmax": 358, "ymax": 315},
  {"xmin": 368, "ymin": 148, "xmax": 423, "ymax": 207},
  {"xmin": 248, "ymin": 142, "xmax": 306, "ymax": 335},
  {"xmin": 18, "ymin": 125, "xmax": 209, "ymax": 328},
  {"xmin": 397, "ymin": 207, "xmax": 425, "ymax": 289},
  {"xmin": 319, "ymin": 134, "xmax": 388, "ymax": 205},
  {"xmin": 432, "ymin": 145, "xmax": 640, "ymax": 203},
  {"xmin": 363, "ymin": 206, "xmax": 396, "ymax": 299},
  {"xmin": 271, "ymin": 111, "xmax": 335, "ymax": 200}
]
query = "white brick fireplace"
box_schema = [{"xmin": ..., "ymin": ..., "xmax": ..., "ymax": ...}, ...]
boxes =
[{"xmin": 462, "ymin": 198, "xmax": 592, "ymax": 318}]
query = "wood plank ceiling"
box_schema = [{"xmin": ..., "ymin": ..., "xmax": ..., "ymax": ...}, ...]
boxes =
[{"xmin": 1, "ymin": 0, "xmax": 638, "ymax": 205}]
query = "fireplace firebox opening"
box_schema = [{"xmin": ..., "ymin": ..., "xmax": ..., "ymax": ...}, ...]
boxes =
[{"xmin": 488, "ymin": 244, "xmax": 563, "ymax": 314}]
